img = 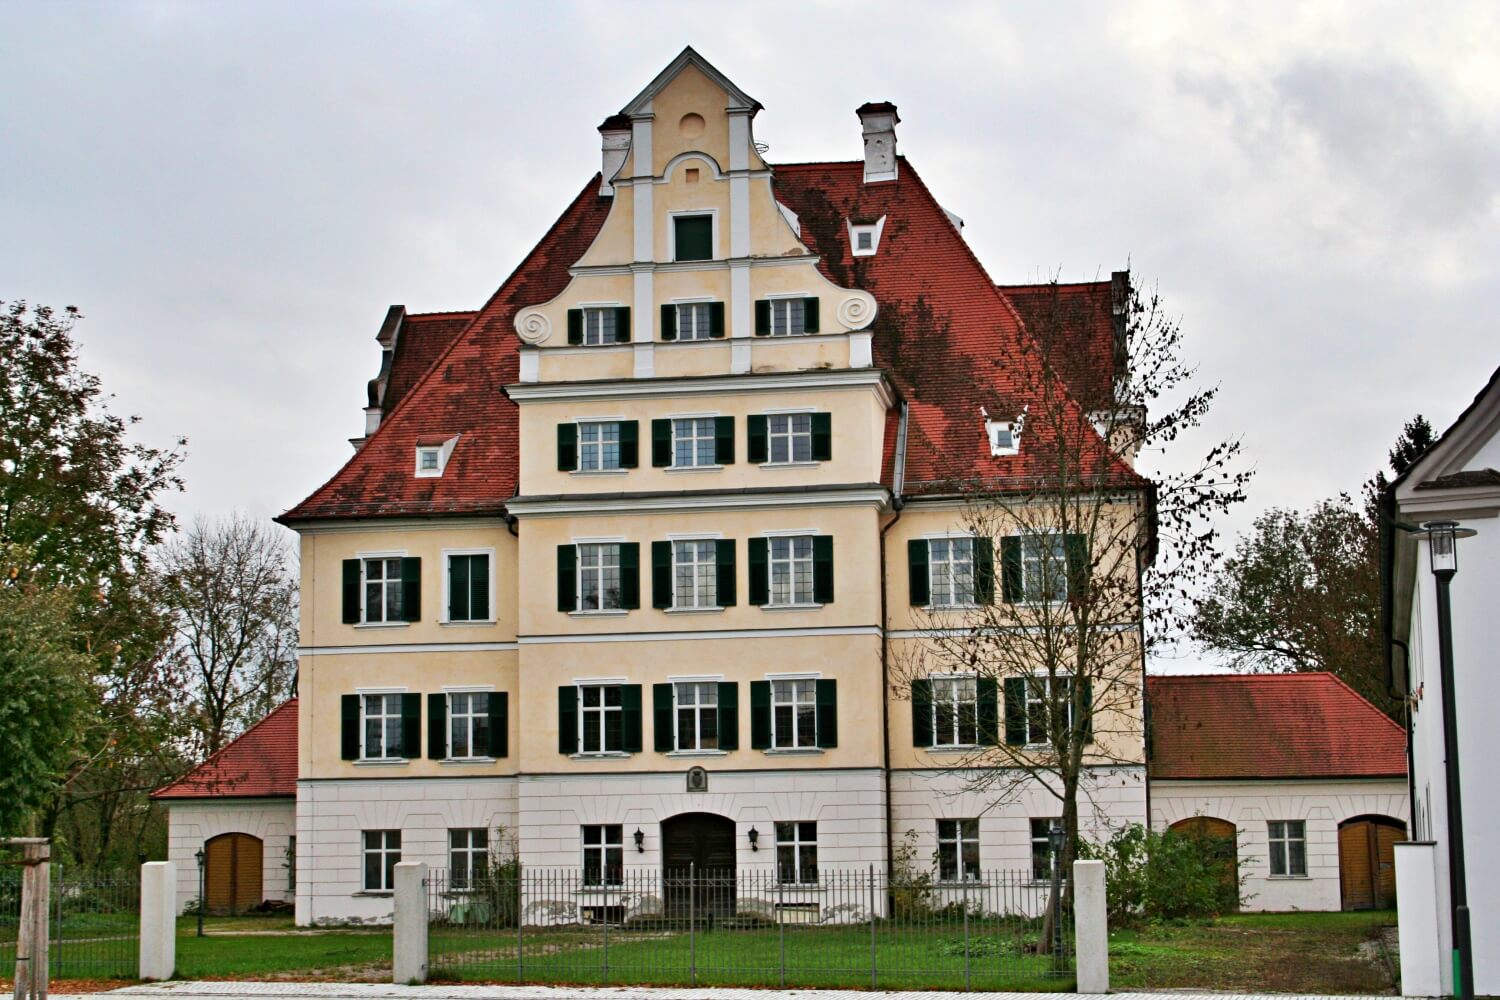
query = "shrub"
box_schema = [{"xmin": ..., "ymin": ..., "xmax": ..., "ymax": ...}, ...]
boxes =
[{"xmin": 1081, "ymin": 822, "xmax": 1244, "ymax": 924}]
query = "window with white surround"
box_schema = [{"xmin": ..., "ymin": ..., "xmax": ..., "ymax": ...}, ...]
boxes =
[
  {"xmin": 771, "ymin": 678, "xmax": 817, "ymax": 749},
  {"xmin": 775, "ymin": 821, "xmax": 818, "ymax": 884},
  {"xmin": 445, "ymin": 551, "xmax": 491, "ymax": 623},
  {"xmin": 768, "ymin": 535, "xmax": 816, "ymax": 606},
  {"xmin": 673, "ymin": 540, "xmax": 718, "ymax": 609},
  {"xmin": 578, "ymin": 421, "xmax": 622, "ymax": 472},
  {"xmin": 448, "ymin": 692, "xmax": 491, "ymax": 759},
  {"xmin": 676, "ymin": 302, "xmax": 715, "ymax": 341},
  {"xmin": 848, "ymin": 216, "xmax": 886, "ymax": 257},
  {"xmin": 938, "ymin": 819, "xmax": 980, "ymax": 882},
  {"xmin": 414, "ymin": 435, "xmax": 459, "ymax": 478},
  {"xmin": 578, "ymin": 543, "xmax": 623, "ymax": 611},
  {"xmin": 1024, "ymin": 675, "xmax": 1074, "ymax": 746},
  {"xmin": 581, "ymin": 307, "xmax": 619, "ymax": 346},
  {"xmin": 673, "ymin": 417, "xmax": 717, "ymax": 467},
  {"xmin": 769, "ymin": 297, "xmax": 807, "ymax": 336},
  {"xmin": 417, "ymin": 447, "xmax": 441, "ymax": 473},
  {"xmin": 582, "ymin": 825, "xmax": 623, "ymax": 886},
  {"xmin": 363, "ymin": 830, "xmax": 401, "ymax": 892},
  {"xmin": 362, "ymin": 693, "xmax": 404, "ymax": 759},
  {"xmin": 987, "ymin": 420, "xmax": 1020, "ymax": 456},
  {"xmin": 1030, "ymin": 818, "xmax": 1059, "ymax": 881},
  {"xmin": 675, "ymin": 681, "xmax": 719, "ymax": 750},
  {"xmin": 449, "ymin": 829, "xmax": 487, "ymax": 890},
  {"xmin": 578, "ymin": 684, "xmax": 624, "ymax": 753},
  {"xmin": 363, "ymin": 557, "xmax": 405, "ymax": 623},
  {"xmin": 932, "ymin": 676, "xmax": 978, "ymax": 747},
  {"xmin": 767, "ymin": 413, "xmax": 813, "ymax": 463},
  {"xmin": 929, "ymin": 536, "xmax": 976, "ymax": 607},
  {"xmin": 1268, "ymin": 820, "xmax": 1307, "ymax": 877},
  {"xmin": 1021, "ymin": 534, "xmax": 1069, "ymax": 604}
]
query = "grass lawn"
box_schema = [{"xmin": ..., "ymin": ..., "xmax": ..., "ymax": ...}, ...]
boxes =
[{"xmin": 173, "ymin": 916, "xmax": 391, "ymax": 980}]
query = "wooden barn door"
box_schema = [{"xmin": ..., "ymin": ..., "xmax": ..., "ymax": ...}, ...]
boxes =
[
  {"xmin": 1339, "ymin": 816, "xmax": 1405, "ymax": 910},
  {"xmin": 204, "ymin": 833, "xmax": 264, "ymax": 915}
]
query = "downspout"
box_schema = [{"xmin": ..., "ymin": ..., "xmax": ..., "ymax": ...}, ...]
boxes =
[
  {"xmin": 1392, "ymin": 638, "xmax": 1418, "ymax": 835},
  {"xmin": 878, "ymin": 401, "xmax": 909, "ymax": 874}
]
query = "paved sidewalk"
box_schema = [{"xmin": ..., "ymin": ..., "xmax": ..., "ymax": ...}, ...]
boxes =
[{"xmin": 58, "ymin": 981, "xmax": 1391, "ymax": 1000}]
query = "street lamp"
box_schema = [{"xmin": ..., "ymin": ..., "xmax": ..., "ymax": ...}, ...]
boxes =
[
  {"xmin": 1048, "ymin": 821, "xmax": 1065, "ymax": 962},
  {"xmin": 1424, "ymin": 520, "xmax": 1476, "ymax": 1000},
  {"xmin": 194, "ymin": 847, "xmax": 206, "ymax": 938}
]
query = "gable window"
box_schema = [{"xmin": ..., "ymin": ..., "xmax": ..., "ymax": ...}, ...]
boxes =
[
  {"xmin": 674, "ymin": 417, "xmax": 717, "ymax": 468},
  {"xmin": 775, "ymin": 821, "xmax": 818, "ymax": 885},
  {"xmin": 938, "ymin": 819, "xmax": 980, "ymax": 882},
  {"xmin": 578, "ymin": 684, "xmax": 624, "ymax": 754},
  {"xmin": 768, "ymin": 535, "xmax": 815, "ymax": 606},
  {"xmin": 582, "ymin": 825, "xmax": 624, "ymax": 886},
  {"xmin": 1268, "ymin": 820, "xmax": 1307, "ymax": 877},
  {"xmin": 929, "ymin": 537, "xmax": 977, "ymax": 607},
  {"xmin": 362, "ymin": 693, "xmax": 405, "ymax": 759},
  {"xmin": 578, "ymin": 543, "xmax": 623, "ymax": 611},
  {"xmin": 1030, "ymin": 818, "xmax": 1060, "ymax": 881},
  {"xmin": 363, "ymin": 830, "xmax": 401, "ymax": 892},
  {"xmin": 767, "ymin": 413, "xmax": 813, "ymax": 464},
  {"xmin": 582, "ymin": 307, "xmax": 619, "ymax": 346},
  {"xmin": 446, "ymin": 552, "xmax": 491, "ymax": 623},
  {"xmin": 1021, "ymin": 534, "xmax": 1069, "ymax": 604},
  {"xmin": 932, "ymin": 676, "xmax": 979, "ymax": 747},
  {"xmin": 673, "ymin": 214, "xmax": 713, "ymax": 262},
  {"xmin": 578, "ymin": 421, "xmax": 622, "ymax": 472},
  {"xmin": 363, "ymin": 557, "xmax": 406, "ymax": 623},
  {"xmin": 771, "ymin": 678, "xmax": 817, "ymax": 749},
  {"xmin": 449, "ymin": 828, "xmax": 487, "ymax": 890},
  {"xmin": 675, "ymin": 681, "xmax": 720, "ymax": 750},
  {"xmin": 673, "ymin": 539, "xmax": 718, "ymax": 609},
  {"xmin": 1025, "ymin": 674, "xmax": 1074, "ymax": 746},
  {"xmin": 678, "ymin": 302, "xmax": 714, "ymax": 340},
  {"xmin": 448, "ymin": 692, "xmax": 491, "ymax": 759},
  {"xmin": 770, "ymin": 298, "xmax": 805, "ymax": 336}
]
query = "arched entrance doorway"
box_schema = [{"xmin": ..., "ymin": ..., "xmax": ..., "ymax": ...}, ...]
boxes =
[
  {"xmin": 204, "ymin": 832, "xmax": 264, "ymax": 914},
  {"xmin": 1339, "ymin": 815, "xmax": 1405, "ymax": 910},
  {"xmin": 1169, "ymin": 816, "xmax": 1239, "ymax": 909},
  {"xmin": 661, "ymin": 812, "xmax": 735, "ymax": 918}
]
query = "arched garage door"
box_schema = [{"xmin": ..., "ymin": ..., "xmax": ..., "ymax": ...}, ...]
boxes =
[
  {"xmin": 204, "ymin": 832, "xmax": 264, "ymax": 915},
  {"xmin": 1339, "ymin": 815, "xmax": 1404, "ymax": 910}
]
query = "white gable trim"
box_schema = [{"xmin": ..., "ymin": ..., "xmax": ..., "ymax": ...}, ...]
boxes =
[{"xmin": 621, "ymin": 46, "xmax": 759, "ymax": 118}]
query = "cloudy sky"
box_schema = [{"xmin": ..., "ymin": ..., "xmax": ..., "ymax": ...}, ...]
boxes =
[{"xmin": 3, "ymin": 2, "xmax": 1497, "ymax": 633}]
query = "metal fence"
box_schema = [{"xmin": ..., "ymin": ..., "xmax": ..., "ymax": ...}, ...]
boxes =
[
  {"xmin": 0, "ymin": 867, "xmax": 140, "ymax": 983},
  {"xmin": 427, "ymin": 866, "xmax": 1072, "ymax": 989}
]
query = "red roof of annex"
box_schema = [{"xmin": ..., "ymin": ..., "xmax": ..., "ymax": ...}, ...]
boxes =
[{"xmin": 152, "ymin": 699, "xmax": 298, "ymax": 799}]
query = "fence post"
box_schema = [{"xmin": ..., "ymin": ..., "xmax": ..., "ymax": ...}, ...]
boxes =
[
  {"xmin": 392, "ymin": 861, "xmax": 428, "ymax": 984},
  {"xmin": 688, "ymin": 863, "xmax": 697, "ymax": 987},
  {"xmin": 515, "ymin": 868, "xmax": 524, "ymax": 984},
  {"xmin": 138, "ymin": 861, "xmax": 176, "ymax": 981},
  {"xmin": 868, "ymin": 866, "xmax": 877, "ymax": 989},
  {"xmin": 10, "ymin": 838, "xmax": 50, "ymax": 1000},
  {"xmin": 1072, "ymin": 859, "xmax": 1108, "ymax": 994},
  {"xmin": 777, "ymin": 871, "xmax": 785, "ymax": 988}
]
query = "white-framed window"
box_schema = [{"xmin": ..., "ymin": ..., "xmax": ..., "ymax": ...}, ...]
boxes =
[
  {"xmin": 929, "ymin": 536, "xmax": 976, "ymax": 607},
  {"xmin": 362, "ymin": 830, "xmax": 401, "ymax": 892},
  {"xmin": 675, "ymin": 302, "xmax": 715, "ymax": 341},
  {"xmin": 847, "ymin": 216, "xmax": 886, "ymax": 257},
  {"xmin": 766, "ymin": 413, "xmax": 813, "ymax": 463},
  {"xmin": 578, "ymin": 543, "xmax": 623, "ymax": 611},
  {"xmin": 449, "ymin": 828, "xmax": 487, "ymax": 890},
  {"xmin": 768, "ymin": 535, "xmax": 816, "ymax": 606},
  {"xmin": 448, "ymin": 691, "xmax": 491, "ymax": 759},
  {"xmin": 578, "ymin": 421, "xmax": 622, "ymax": 472},
  {"xmin": 444, "ymin": 550, "xmax": 492, "ymax": 623},
  {"xmin": 582, "ymin": 825, "xmax": 623, "ymax": 886},
  {"xmin": 775, "ymin": 821, "xmax": 818, "ymax": 884},
  {"xmin": 674, "ymin": 681, "xmax": 720, "ymax": 750},
  {"xmin": 771, "ymin": 678, "xmax": 817, "ymax": 749},
  {"xmin": 673, "ymin": 417, "xmax": 717, "ymax": 467},
  {"xmin": 578, "ymin": 684, "xmax": 624, "ymax": 753},
  {"xmin": 987, "ymin": 420, "xmax": 1020, "ymax": 456},
  {"xmin": 417, "ymin": 447, "xmax": 441, "ymax": 473},
  {"xmin": 1024, "ymin": 674, "xmax": 1074, "ymax": 746},
  {"xmin": 362, "ymin": 693, "xmax": 404, "ymax": 759},
  {"xmin": 581, "ymin": 307, "xmax": 619, "ymax": 346},
  {"xmin": 769, "ymin": 297, "xmax": 807, "ymax": 336},
  {"xmin": 937, "ymin": 819, "xmax": 980, "ymax": 882},
  {"xmin": 363, "ymin": 557, "xmax": 405, "ymax": 623},
  {"xmin": 1021, "ymin": 534, "xmax": 1069, "ymax": 604},
  {"xmin": 1030, "ymin": 818, "xmax": 1060, "ymax": 881},
  {"xmin": 932, "ymin": 676, "xmax": 978, "ymax": 747},
  {"xmin": 1268, "ymin": 820, "xmax": 1307, "ymax": 877},
  {"xmin": 673, "ymin": 539, "xmax": 718, "ymax": 609}
]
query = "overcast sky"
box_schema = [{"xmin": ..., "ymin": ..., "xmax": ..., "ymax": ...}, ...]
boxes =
[{"xmin": 3, "ymin": 2, "xmax": 1497, "ymax": 664}]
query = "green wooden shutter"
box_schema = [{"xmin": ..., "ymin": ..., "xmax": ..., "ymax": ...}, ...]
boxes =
[
  {"xmin": 613, "ymin": 307, "xmax": 631, "ymax": 343},
  {"xmin": 815, "ymin": 679, "xmax": 838, "ymax": 748},
  {"xmin": 428, "ymin": 693, "xmax": 447, "ymax": 759},
  {"xmin": 747, "ymin": 415, "xmax": 768, "ymax": 463},
  {"xmin": 1001, "ymin": 536, "xmax": 1023, "ymax": 603},
  {"xmin": 1003, "ymin": 677, "xmax": 1026, "ymax": 746},
  {"xmin": 910, "ymin": 679, "xmax": 933, "ymax": 747},
  {"xmin": 717, "ymin": 681, "xmax": 739, "ymax": 750},
  {"xmin": 567, "ymin": 308, "xmax": 583, "ymax": 345},
  {"xmin": 1065, "ymin": 534, "xmax": 1090, "ymax": 602},
  {"xmin": 810, "ymin": 412, "xmax": 832, "ymax": 461},
  {"xmin": 489, "ymin": 692, "xmax": 508, "ymax": 758},
  {"xmin": 471, "ymin": 555, "xmax": 490, "ymax": 621},
  {"xmin": 661, "ymin": 303, "xmax": 677, "ymax": 341},
  {"xmin": 621, "ymin": 684, "xmax": 643, "ymax": 752},
  {"xmin": 974, "ymin": 537, "xmax": 996, "ymax": 605},
  {"xmin": 714, "ymin": 416, "xmax": 734, "ymax": 464},
  {"xmin": 618, "ymin": 420, "xmax": 638, "ymax": 468},
  {"xmin": 802, "ymin": 297, "xmax": 820, "ymax": 333},
  {"xmin": 1078, "ymin": 675, "xmax": 1093, "ymax": 745},
  {"xmin": 448, "ymin": 556, "xmax": 469, "ymax": 622},
  {"xmin": 747, "ymin": 537, "xmax": 769, "ymax": 606},
  {"xmin": 653, "ymin": 683, "xmax": 674, "ymax": 752},
  {"xmin": 813, "ymin": 535, "xmax": 834, "ymax": 604},
  {"xmin": 977, "ymin": 677, "xmax": 1000, "ymax": 746},
  {"xmin": 342, "ymin": 559, "xmax": 361, "ymax": 624},
  {"xmin": 400, "ymin": 558, "xmax": 421, "ymax": 622},
  {"xmin": 709, "ymin": 301, "xmax": 726, "ymax": 338},
  {"xmin": 619, "ymin": 543, "xmax": 640, "ymax": 610},
  {"xmin": 750, "ymin": 680, "xmax": 772, "ymax": 749},
  {"xmin": 652, "ymin": 419, "xmax": 672, "ymax": 467},
  {"xmin": 907, "ymin": 540, "xmax": 930, "ymax": 606},
  {"xmin": 557, "ymin": 686, "xmax": 577, "ymax": 754},
  {"xmin": 340, "ymin": 694, "xmax": 360, "ymax": 760},
  {"xmin": 557, "ymin": 423, "xmax": 578, "ymax": 471},
  {"xmin": 715, "ymin": 539, "xmax": 736, "ymax": 607},
  {"xmin": 652, "ymin": 541, "xmax": 673, "ymax": 609},
  {"xmin": 674, "ymin": 215, "xmax": 713, "ymax": 260},
  {"xmin": 557, "ymin": 545, "xmax": 577, "ymax": 612},
  {"xmin": 400, "ymin": 693, "xmax": 421, "ymax": 759},
  {"xmin": 754, "ymin": 299, "xmax": 771, "ymax": 335}
]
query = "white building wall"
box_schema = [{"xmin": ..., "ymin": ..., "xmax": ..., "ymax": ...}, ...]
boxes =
[
  {"xmin": 1151, "ymin": 777, "xmax": 1409, "ymax": 912},
  {"xmin": 164, "ymin": 798, "xmax": 296, "ymax": 914},
  {"xmin": 294, "ymin": 776, "xmax": 518, "ymax": 926}
]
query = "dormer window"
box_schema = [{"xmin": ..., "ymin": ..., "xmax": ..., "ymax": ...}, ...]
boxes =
[
  {"xmin": 415, "ymin": 435, "xmax": 459, "ymax": 477},
  {"xmin": 418, "ymin": 448, "xmax": 440, "ymax": 472},
  {"xmin": 986, "ymin": 420, "xmax": 1021, "ymax": 457},
  {"xmin": 847, "ymin": 216, "xmax": 887, "ymax": 257}
]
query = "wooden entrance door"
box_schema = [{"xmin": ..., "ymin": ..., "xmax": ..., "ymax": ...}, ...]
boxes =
[
  {"xmin": 1169, "ymin": 817, "xmax": 1239, "ymax": 907},
  {"xmin": 662, "ymin": 813, "xmax": 736, "ymax": 918},
  {"xmin": 1339, "ymin": 815, "xmax": 1405, "ymax": 910},
  {"xmin": 204, "ymin": 833, "xmax": 264, "ymax": 915}
]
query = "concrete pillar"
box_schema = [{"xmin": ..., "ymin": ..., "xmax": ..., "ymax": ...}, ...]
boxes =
[
  {"xmin": 1396, "ymin": 842, "xmax": 1444, "ymax": 998},
  {"xmin": 1073, "ymin": 859, "xmax": 1109, "ymax": 994},
  {"xmin": 392, "ymin": 861, "xmax": 428, "ymax": 984},
  {"xmin": 138, "ymin": 861, "xmax": 176, "ymax": 981}
]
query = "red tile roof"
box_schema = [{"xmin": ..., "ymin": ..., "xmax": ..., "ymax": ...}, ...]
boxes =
[
  {"xmin": 152, "ymin": 700, "xmax": 298, "ymax": 799},
  {"xmin": 998, "ymin": 281, "xmax": 1120, "ymax": 411},
  {"xmin": 1146, "ymin": 673, "xmax": 1406, "ymax": 781},
  {"xmin": 382, "ymin": 311, "xmax": 476, "ymax": 416}
]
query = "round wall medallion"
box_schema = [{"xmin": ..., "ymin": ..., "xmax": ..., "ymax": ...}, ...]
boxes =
[
  {"xmin": 514, "ymin": 309, "xmax": 551, "ymax": 345},
  {"xmin": 679, "ymin": 113, "xmax": 706, "ymax": 139}
]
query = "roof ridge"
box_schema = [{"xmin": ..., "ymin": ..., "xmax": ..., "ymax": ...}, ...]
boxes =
[{"xmin": 404, "ymin": 309, "xmax": 479, "ymax": 320}]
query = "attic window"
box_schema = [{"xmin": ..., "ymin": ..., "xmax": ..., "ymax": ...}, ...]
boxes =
[
  {"xmin": 415, "ymin": 435, "xmax": 460, "ymax": 478},
  {"xmin": 847, "ymin": 216, "xmax": 887, "ymax": 257},
  {"xmin": 986, "ymin": 420, "xmax": 1020, "ymax": 457}
]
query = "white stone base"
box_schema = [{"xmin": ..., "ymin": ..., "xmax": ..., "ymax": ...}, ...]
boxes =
[{"xmin": 164, "ymin": 798, "xmax": 296, "ymax": 914}]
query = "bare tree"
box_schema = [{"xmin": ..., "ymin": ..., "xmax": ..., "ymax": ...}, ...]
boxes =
[{"xmin": 160, "ymin": 514, "xmax": 298, "ymax": 756}]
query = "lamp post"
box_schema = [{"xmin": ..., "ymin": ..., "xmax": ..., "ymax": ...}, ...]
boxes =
[
  {"xmin": 1425, "ymin": 520, "xmax": 1475, "ymax": 1000},
  {"xmin": 1048, "ymin": 821, "xmax": 1065, "ymax": 962},
  {"xmin": 194, "ymin": 847, "xmax": 206, "ymax": 937}
]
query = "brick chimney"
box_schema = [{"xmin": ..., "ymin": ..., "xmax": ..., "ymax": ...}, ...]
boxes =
[
  {"xmin": 856, "ymin": 102, "xmax": 899, "ymax": 183},
  {"xmin": 598, "ymin": 114, "xmax": 632, "ymax": 196}
]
